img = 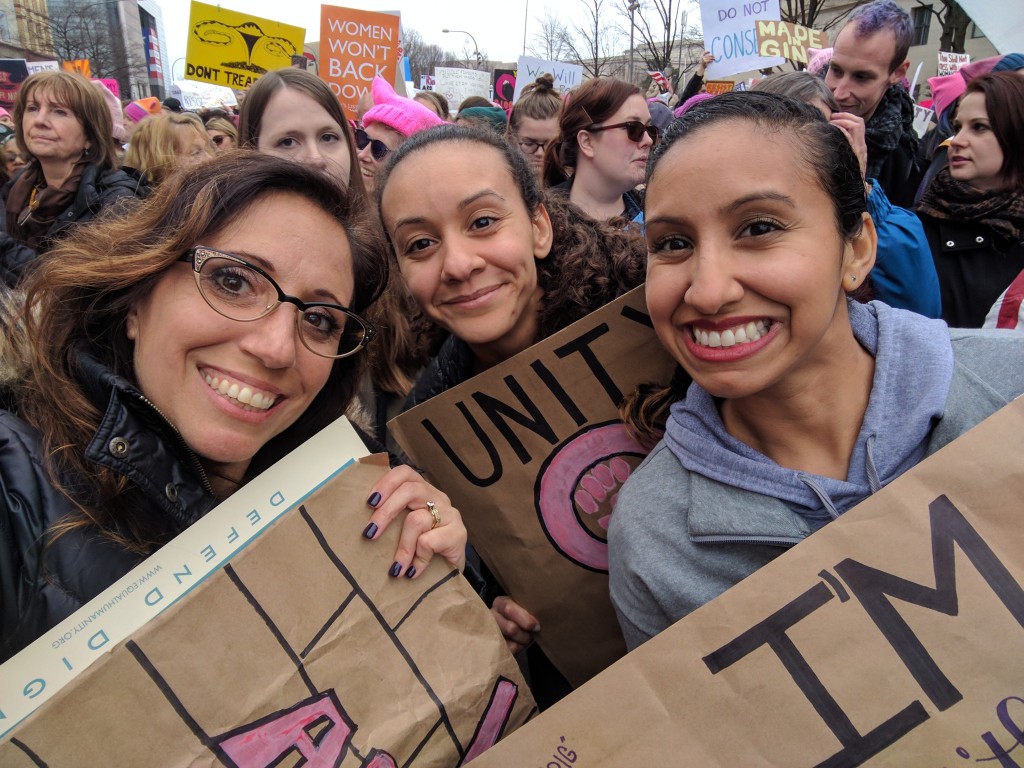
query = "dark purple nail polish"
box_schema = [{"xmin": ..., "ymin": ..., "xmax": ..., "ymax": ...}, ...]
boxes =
[
  {"xmin": 405, "ymin": 566, "xmax": 417, "ymax": 579},
  {"xmin": 389, "ymin": 562, "xmax": 402, "ymax": 578},
  {"xmin": 367, "ymin": 491, "xmax": 381, "ymax": 507},
  {"xmin": 363, "ymin": 522, "xmax": 378, "ymax": 539}
]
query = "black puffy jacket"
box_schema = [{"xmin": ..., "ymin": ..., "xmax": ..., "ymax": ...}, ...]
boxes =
[
  {"xmin": 0, "ymin": 350, "xmax": 216, "ymax": 660},
  {"xmin": 0, "ymin": 162, "xmax": 147, "ymax": 288}
]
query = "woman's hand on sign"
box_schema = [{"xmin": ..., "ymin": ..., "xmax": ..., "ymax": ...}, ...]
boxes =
[
  {"xmin": 491, "ymin": 596, "xmax": 541, "ymax": 655},
  {"xmin": 362, "ymin": 465, "xmax": 467, "ymax": 577}
]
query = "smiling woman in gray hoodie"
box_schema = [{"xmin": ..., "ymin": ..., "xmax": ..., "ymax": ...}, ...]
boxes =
[{"xmin": 608, "ymin": 92, "xmax": 1024, "ymax": 651}]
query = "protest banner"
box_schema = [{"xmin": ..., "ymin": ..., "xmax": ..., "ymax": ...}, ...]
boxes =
[
  {"xmin": 756, "ymin": 19, "xmax": 827, "ymax": 64},
  {"xmin": 704, "ymin": 79, "xmax": 737, "ymax": 94},
  {"xmin": 0, "ymin": 59, "xmax": 28, "ymax": 107},
  {"xmin": 60, "ymin": 59, "xmax": 90, "ymax": 78},
  {"xmin": 320, "ymin": 5, "xmax": 401, "ymax": 120},
  {"xmin": 0, "ymin": 416, "xmax": 366, "ymax": 736},
  {"xmin": 25, "ymin": 61, "xmax": 58, "ymax": 75},
  {"xmin": 170, "ymin": 79, "xmax": 238, "ymax": 111},
  {"xmin": 435, "ymin": 67, "xmax": 491, "ymax": 110},
  {"xmin": 471, "ymin": 396, "xmax": 1024, "ymax": 766},
  {"xmin": 494, "ymin": 68, "xmax": 516, "ymax": 110},
  {"xmin": 700, "ymin": 0, "xmax": 785, "ymax": 78},
  {"xmin": 0, "ymin": 457, "xmax": 535, "ymax": 766},
  {"xmin": 938, "ymin": 50, "xmax": 971, "ymax": 76},
  {"xmin": 513, "ymin": 55, "xmax": 583, "ymax": 101},
  {"xmin": 913, "ymin": 103, "xmax": 935, "ymax": 138},
  {"xmin": 185, "ymin": 0, "xmax": 303, "ymax": 90},
  {"xmin": 390, "ymin": 288, "xmax": 677, "ymax": 688}
]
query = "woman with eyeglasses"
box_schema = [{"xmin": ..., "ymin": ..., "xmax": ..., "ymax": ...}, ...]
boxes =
[
  {"xmin": 238, "ymin": 68, "xmax": 364, "ymax": 196},
  {"xmin": 508, "ymin": 74, "xmax": 562, "ymax": 184},
  {"xmin": 205, "ymin": 116, "xmax": 238, "ymax": 154},
  {"xmin": 377, "ymin": 124, "xmax": 646, "ymax": 707},
  {"xmin": 543, "ymin": 76, "xmax": 658, "ymax": 223},
  {"xmin": 358, "ymin": 76, "xmax": 445, "ymax": 194},
  {"xmin": 0, "ymin": 153, "xmax": 468, "ymax": 660}
]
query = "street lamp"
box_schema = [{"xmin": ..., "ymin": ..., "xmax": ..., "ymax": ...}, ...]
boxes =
[
  {"xmin": 442, "ymin": 28, "xmax": 482, "ymax": 68},
  {"xmin": 627, "ymin": 1, "xmax": 641, "ymax": 84},
  {"xmin": 172, "ymin": 57, "xmax": 185, "ymax": 81}
]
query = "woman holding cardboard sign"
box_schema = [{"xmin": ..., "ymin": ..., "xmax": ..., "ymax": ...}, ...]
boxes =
[
  {"xmin": 377, "ymin": 124, "xmax": 647, "ymax": 705},
  {"xmin": 0, "ymin": 153, "xmax": 467, "ymax": 661},
  {"xmin": 608, "ymin": 92, "xmax": 1024, "ymax": 651}
]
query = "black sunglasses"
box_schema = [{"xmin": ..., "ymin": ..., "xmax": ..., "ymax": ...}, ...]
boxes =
[
  {"xmin": 354, "ymin": 127, "xmax": 390, "ymax": 161},
  {"xmin": 586, "ymin": 120, "xmax": 659, "ymax": 144}
]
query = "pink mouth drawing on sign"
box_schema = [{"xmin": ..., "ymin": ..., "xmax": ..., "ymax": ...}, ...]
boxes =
[{"xmin": 534, "ymin": 421, "xmax": 649, "ymax": 572}]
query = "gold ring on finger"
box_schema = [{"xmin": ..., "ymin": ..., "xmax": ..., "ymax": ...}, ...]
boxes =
[{"xmin": 426, "ymin": 500, "xmax": 441, "ymax": 530}]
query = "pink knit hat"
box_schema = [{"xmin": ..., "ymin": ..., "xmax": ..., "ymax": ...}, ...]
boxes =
[
  {"xmin": 362, "ymin": 77, "xmax": 445, "ymax": 137},
  {"xmin": 91, "ymin": 80, "xmax": 126, "ymax": 143},
  {"xmin": 675, "ymin": 92, "xmax": 716, "ymax": 117}
]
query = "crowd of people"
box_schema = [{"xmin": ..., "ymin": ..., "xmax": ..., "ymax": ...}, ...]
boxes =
[{"xmin": 0, "ymin": 0, "xmax": 1021, "ymax": 728}]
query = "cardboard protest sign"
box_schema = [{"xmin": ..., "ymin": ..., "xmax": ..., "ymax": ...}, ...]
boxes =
[
  {"xmin": 320, "ymin": 5, "xmax": 401, "ymax": 120},
  {"xmin": 700, "ymin": 0, "xmax": 785, "ymax": 78},
  {"xmin": 756, "ymin": 19, "xmax": 827, "ymax": 64},
  {"xmin": 938, "ymin": 50, "xmax": 971, "ymax": 76},
  {"xmin": 470, "ymin": 397, "xmax": 1024, "ymax": 767},
  {"xmin": 186, "ymin": 0, "xmax": 303, "ymax": 90},
  {"xmin": 0, "ymin": 457, "xmax": 535, "ymax": 766},
  {"xmin": 0, "ymin": 59, "xmax": 29, "ymax": 107},
  {"xmin": 512, "ymin": 56, "xmax": 583, "ymax": 101},
  {"xmin": 390, "ymin": 288, "xmax": 677, "ymax": 688},
  {"xmin": 0, "ymin": 416, "xmax": 367, "ymax": 735},
  {"xmin": 60, "ymin": 59, "xmax": 90, "ymax": 78},
  {"xmin": 494, "ymin": 68, "xmax": 516, "ymax": 110},
  {"xmin": 435, "ymin": 67, "xmax": 491, "ymax": 110}
]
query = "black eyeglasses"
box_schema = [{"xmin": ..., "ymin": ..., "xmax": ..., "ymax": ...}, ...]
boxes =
[
  {"xmin": 179, "ymin": 247, "xmax": 376, "ymax": 359},
  {"xmin": 586, "ymin": 120, "xmax": 659, "ymax": 144},
  {"xmin": 516, "ymin": 137, "xmax": 551, "ymax": 154},
  {"xmin": 354, "ymin": 127, "xmax": 390, "ymax": 161}
]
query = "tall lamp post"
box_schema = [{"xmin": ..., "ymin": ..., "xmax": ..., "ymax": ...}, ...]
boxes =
[
  {"xmin": 442, "ymin": 28, "xmax": 482, "ymax": 68},
  {"xmin": 627, "ymin": 1, "xmax": 641, "ymax": 84}
]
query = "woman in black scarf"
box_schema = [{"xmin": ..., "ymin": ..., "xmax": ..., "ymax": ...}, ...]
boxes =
[
  {"xmin": 0, "ymin": 71, "xmax": 144, "ymax": 288},
  {"xmin": 916, "ymin": 71, "xmax": 1024, "ymax": 328}
]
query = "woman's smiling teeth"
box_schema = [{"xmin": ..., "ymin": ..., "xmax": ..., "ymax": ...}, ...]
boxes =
[
  {"xmin": 203, "ymin": 373, "xmax": 277, "ymax": 411},
  {"xmin": 692, "ymin": 320, "xmax": 771, "ymax": 348}
]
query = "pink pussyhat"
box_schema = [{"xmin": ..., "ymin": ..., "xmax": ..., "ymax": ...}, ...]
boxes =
[{"xmin": 362, "ymin": 77, "xmax": 445, "ymax": 138}]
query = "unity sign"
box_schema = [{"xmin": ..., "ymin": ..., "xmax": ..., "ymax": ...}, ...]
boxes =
[{"xmin": 391, "ymin": 288, "xmax": 677, "ymax": 687}]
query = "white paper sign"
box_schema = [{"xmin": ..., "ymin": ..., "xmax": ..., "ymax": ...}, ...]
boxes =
[
  {"xmin": 700, "ymin": 0, "xmax": 785, "ymax": 79},
  {"xmin": 26, "ymin": 61, "xmax": 59, "ymax": 75},
  {"xmin": 913, "ymin": 104, "xmax": 936, "ymax": 138},
  {"xmin": 434, "ymin": 66, "xmax": 491, "ymax": 110},
  {"xmin": 937, "ymin": 50, "xmax": 971, "ymax": 76},
  {"xmin": 512, "ymin": 55, "xmax": 584, "ymax": 101},
  {"xmin": 0, "ymin": 416, "xmax": 366, "ymax": 736}
]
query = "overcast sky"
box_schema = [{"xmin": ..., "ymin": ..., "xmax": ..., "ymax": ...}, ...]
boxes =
[{"xmin": 161, "ymin": 0, "xmax": 562, "ymax": 79}]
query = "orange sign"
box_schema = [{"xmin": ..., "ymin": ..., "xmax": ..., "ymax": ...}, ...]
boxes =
[
  {"xmin": 61, "ymin": 59, "xmax": 91, "ymax": 78},
  {"xmin": 319, "ymin": 5, "xmax": 401, "ymax": 120}
]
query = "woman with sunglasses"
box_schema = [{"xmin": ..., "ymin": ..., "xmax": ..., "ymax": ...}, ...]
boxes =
[
  {"xmin": 543, "ymin": 76, "xmax": 657, "ymax": 223},
  {"xmin": 238, "ymin": 68, "xmax": 364, "ymax": 196},
  {"xmin": 358, "ymin": 76, "xmax": 445, "ymax": 193},
  {"xmin": 0, "ymin": 153, "xmax": 468, "ymax": 660}
]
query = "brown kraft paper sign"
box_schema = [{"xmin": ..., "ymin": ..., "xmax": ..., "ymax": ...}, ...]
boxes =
[
  {"xmin": 1, "ymin": 457, "xmax": 535, "ymax": 767},
  {"xmin": 470, "ymin": 397, "xmax": 1024, "ymax": 766},
  {"xmin": 390, "ymin": 286, "xmax": 677, "ymax": 687}
]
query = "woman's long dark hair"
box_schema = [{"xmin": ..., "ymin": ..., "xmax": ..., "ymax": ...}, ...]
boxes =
[
  {"xmin": 17, "ymin": 153, "xmax": 388, "ymax": 551},
  {"xmin": 376, "ymin": 124, "xmax": 646, "ymax": 341}
]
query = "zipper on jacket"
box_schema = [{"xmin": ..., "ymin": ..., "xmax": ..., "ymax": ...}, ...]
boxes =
[
  {"xmin": 134, "ymin": 391, "xmax": 215, "ymax": 496},
  {"xmin": 690, "ymin": 534, "xmax": 805, "ymax": 547}
]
